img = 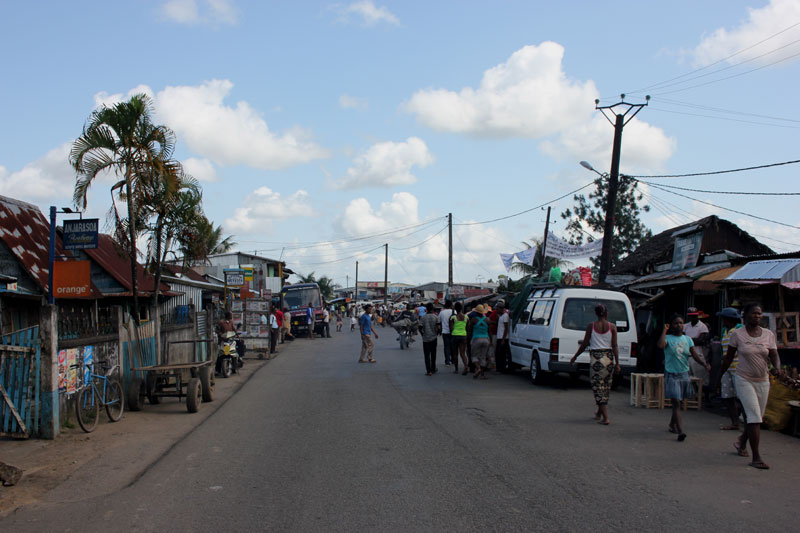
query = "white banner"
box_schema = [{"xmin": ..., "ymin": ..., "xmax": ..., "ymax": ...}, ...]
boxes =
[
  {"xmin": 515, "ymin": 247, "xmax": 537, "ymax": 266},
  {"xmin": 499, "ymin": 253, "xmax": 515, "ymax": 272},
  {"xmin": 544, "ymin": 232, "xmax": 602, "ymax": 260}
]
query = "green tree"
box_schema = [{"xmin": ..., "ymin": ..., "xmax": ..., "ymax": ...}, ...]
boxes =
[
  {"xmin": 71, "ymin": 94, "xmax": 176, "ymax": 322},
  {"xmin": 560, "ymin": 175, "xmax": 651, "ymax": 270},
  {"xmin": 297, "ymin": 272, "xmax": 340, "ymax": 301},
  {"xmin": 180, "ymin": 218, "xmax": 236, "ymax": 266}
]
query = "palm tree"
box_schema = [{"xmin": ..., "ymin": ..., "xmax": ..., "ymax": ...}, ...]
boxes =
[
  {"xmin": 297, "ymin": 271, "xmax": 339, "ymax": 301},
  {"xmin": 510, "ymin": 238, "xmax": 572, "ymax": 278},
  {"xmin": 71, "ymin": 94, "xmax": 176, "ymax": 323},
  {"xmin": 180, "ymin": 218, "xmax": 236, "ymax": 266}
]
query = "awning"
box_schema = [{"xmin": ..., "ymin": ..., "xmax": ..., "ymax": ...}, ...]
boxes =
[
  {"xmin": 721, "ymin": 258, "xmax": 800, "ymax": 289},
  {"xmin": 693, "ymin": 265, "xmax": 742, "ymax": 291},
  {"xmin": 627, "ymin": 262, "xmax": 731, "ymax": 290}
]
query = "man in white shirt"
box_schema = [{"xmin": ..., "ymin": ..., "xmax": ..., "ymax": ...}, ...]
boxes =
[
  {"xmin": 684, "ymin": 307, "xmax": 710, "ymax": 390},
  {"xmin": 494, "ymin": 301, "xmax": 511, "ymax": 372},
  {"xmin": 269, "ymin": 308, "xmax": 280, "ymax": 354},
  {"xmin": 439, "ymin": 300, "xmax": 454, "ymax": 366},
  {"xmin": 322, "ymin": 307, "xmax": 331, "ymax": 338}
]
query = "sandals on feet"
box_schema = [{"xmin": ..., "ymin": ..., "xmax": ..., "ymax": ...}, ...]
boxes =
[
  {"xmin": 749, "ymin": 461, "xmax": 769, "ymax": 469},
  {"xmin": 720, "ymin": 424, "xmax": 740, "ymax": 431},
  {"xmin": 677, "ymin": 433, "xmax": 687, "ymax": 442},
  {"xmin": 734, "ymin": 441, "xmax": 749, "ymax": 457}
]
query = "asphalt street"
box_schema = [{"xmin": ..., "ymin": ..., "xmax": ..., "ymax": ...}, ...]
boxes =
[{"xmin": 3, "ymin": 327, "xmax": 799, "ymax": 532}]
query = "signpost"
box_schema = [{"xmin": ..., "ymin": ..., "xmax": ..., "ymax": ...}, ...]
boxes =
[
  {"xmin": 224, "ymin": 269, "xmax": 245, "ymax": 287},
  {"xmin": 62, "ymin": 219, "xmax": 99, "ymax": 250}
]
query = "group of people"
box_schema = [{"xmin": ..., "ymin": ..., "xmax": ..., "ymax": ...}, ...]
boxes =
[
  {"xmin": 571, "ymin": 301, "xmax": 784, "ymax": 470},
  {"xmin": 356, "ymin": 299, "xmax": 511, "ymax": 380}
]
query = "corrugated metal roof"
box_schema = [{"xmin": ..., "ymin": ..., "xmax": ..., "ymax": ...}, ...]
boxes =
[
  {"xmin": 628, "ymin": 262, "xmax": 730, "ymax": 289},
  {"xmin": 725, "ymin": 258, "xmax": 800, "ymax": 283},
  {"xmin": 696, "ymin": 265, "xmax": 742, "ymax": 282},
  {"xmin": 0, "ymin": 194, "xmax": 63, "ymax": 292},
  {"xmin": 84, "ymin": 234, "xmax": 170, "ymax": 295}
]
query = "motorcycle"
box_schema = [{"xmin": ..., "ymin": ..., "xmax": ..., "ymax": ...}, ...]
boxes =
[
  {"xmin": 391, "ymin": 316, "xmax": 417, "ymax": 350},
  {"xmin": 217, "ymin": 331, "xmax": 243, "ymax": 378}
]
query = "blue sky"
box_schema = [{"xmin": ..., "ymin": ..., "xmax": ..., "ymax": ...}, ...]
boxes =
[{"xmin": 2, "ymin": 0, "xmax": 799, "ymax": 287}]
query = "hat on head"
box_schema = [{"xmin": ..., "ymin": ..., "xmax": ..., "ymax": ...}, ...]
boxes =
[
  {"xmin": 474, "ymin": 304, "xmax": 486, "ymax": 314},
  {"xmin": 731, "ymin": 300, "xmax": 743, "ymax": 308},
  {"xmin": 717, "ymin": 307, "xmax": 741, "ymax": 319},
  {"xmin": 698, "ymin": 311, "xmax": 710, "ymax": 319},
  {"xmin": 687, "ymin": 307, "xmax": 700, "ymax": 316},
  {"xmin": 496, "ymin": 300, "xmax": 505, "ymax": 308}
]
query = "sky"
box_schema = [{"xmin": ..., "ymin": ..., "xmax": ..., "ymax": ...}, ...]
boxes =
[{"xmin": 2, "ymin": 0, "xmax": 799, "ymax": 288}]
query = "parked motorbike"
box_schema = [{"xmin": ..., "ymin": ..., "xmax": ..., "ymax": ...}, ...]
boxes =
[{"xmin": 217, "ymin": 331, "xmax": 242, "ymax": 378}]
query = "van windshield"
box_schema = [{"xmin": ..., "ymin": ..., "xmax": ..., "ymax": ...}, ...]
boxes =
[
  {"xmin": 283, "ymin": 287, "xmax": 321, "ymax": 310},
  {"xmin": 561, "ymin": 298, "xmax": 630, "ymax": 332}
]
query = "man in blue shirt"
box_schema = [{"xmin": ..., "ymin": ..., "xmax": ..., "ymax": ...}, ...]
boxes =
[
  {"xmin": 306, "ymin": 303, "xmax": 315, "ymax": 340},
  {"xmin": 359, "ymin": 304, "xmax": 379, "ymax": 363}
]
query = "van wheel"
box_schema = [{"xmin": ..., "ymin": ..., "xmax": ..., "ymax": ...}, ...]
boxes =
[{"xmin": 529, "ymin": 352, "xmax": 545, "ymax": 385}]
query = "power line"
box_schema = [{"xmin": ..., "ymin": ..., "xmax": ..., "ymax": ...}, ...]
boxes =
[
  {"xmin": 648, "ymin": 106, "xmax": 800, "ymax": 130},
  {"xmin": 653, "ymin": 97, "xmax": 800, "ymax": 124},
  {"xmin": 637, "ymin": 180, "xmax": 800, "ymax": 196},
  {"xmin": 646, "ymin": 182, "xmax": 800, "ymax": 230},
  {"xmin": 390, "ymin": 225, "xmax": 448, "ymax": 250},
  {"xmin": 295, "ymin": 244, "xmax": 385, "ymax": 266},
  {"xmin": 453, "ymin": 182, "xmax": 594, "ymax": 226},
  {"xmin": 624, "ymin": 21, "xmax": 800, "ymax": 95},
  {"xmin": 454, "ymin": 231, "xmax": 495, "ymax": 276},
  {"xmin": 626, "ymin": 158, "xmax": 800, "ymax": 179}
]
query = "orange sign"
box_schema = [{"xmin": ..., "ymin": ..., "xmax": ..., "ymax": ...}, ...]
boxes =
[{"xmin": 53, "ymin": 261, "xmax": 92, "ymax": 299}]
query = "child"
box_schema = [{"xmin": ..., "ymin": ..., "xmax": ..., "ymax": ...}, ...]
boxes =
[
  {"xmin": 336, "ymin": 311, "xmax": 343, "ymax": 332},
  {"xmin": 350, "ymin": 313, "xmax": 357, "ymax": 332}
]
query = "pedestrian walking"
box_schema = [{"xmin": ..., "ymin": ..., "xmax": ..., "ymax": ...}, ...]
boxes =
[
  {"xmin": 468, "ymin": 304, "xmax": 491, "ymax": 379},
  {"xmin": 359, "ymin": 303, "xmax": 379, "ymax": 363},
  {"xmin": 350, "ymin": 312, "xmax": 357, "ymax": 332},
  {"xmin": 420, "ymin": 303, "xmax": 440, "ymax": 376},
  {"xmin": 570, "ymin": 304, "xmax": 620, "ymax": 425},
  {"xmin": 449, "ymin": 302, "xmax": 469, "ymax": 375},
  {"xmin": 306, "ymin": 303, "xmax": 315, "ymax": 339},
  {"xmin": 322, "ymin": 307, "xmax": 331, "ymax": 338},
  {"xmin": 269, "ymin": 307, "xmax": 280, "ymax": 354},
  {"xmin": 490, "ymin": 301, "xmax": 510, "ymax": 372},
  {"xmin": 658, "ymin": 313, "xmax": 710, "ymax": 442},
  {"xmin": 275, "ymin": 307, "xmax": 285, "ymax": 343},
  {"xmin": 282, "ymin": 308, "xmax": 293, "ymax": 342},
  {"xmin": 685, "ymin": 307, "xmax": 711, "ymax": 401},
  {"xmin": 439, "ymin": 300, "xmax": 454, "ymax": 366},
  {"xmin": 716, "ymin": 307, "xmax": 743, "ymax": 431},
  {"xmin": 720, "ymin": 303, "xmax": 783, "ymax": 469},
  {"xmin": 336, "ymin": 310, "xmax": 343, "ymax": 332}
]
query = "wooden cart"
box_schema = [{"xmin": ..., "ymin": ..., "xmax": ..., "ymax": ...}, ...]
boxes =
[{"xmin": 127, "ymin": 339, "xmax": 216, "ymax": 413}]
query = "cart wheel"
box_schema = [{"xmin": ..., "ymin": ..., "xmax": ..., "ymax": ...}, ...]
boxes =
[
  {"xmin": 200, "ymin": 365, "xmax": 215, "ymax": 402},
  {"xmin": 128, "ymin": 377, "xmax": 145, "ymax": 411},
  {"xmin": 146, "ymin": 373, "xmax": 161, "ymax": 405},
  {"xmin": 186, "ymin": 377, "xmax": 202, "ymax": 413}
]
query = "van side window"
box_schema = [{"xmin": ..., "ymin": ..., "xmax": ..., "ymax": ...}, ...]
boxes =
[
  {"xmin": 520, "ymin": 301, "xmax": 535, "ymax": 323},
  {"xmin": 561, "ymin": 298, "xmax": 630, "ymax": 332},
  {"xmin": 530, "ymin": 300, "xmax": 554, "ymax": 325}
]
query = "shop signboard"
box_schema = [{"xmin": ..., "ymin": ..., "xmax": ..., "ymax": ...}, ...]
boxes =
[
  {"xmin": 671, "ymin": 231, "xmax": 703, "ymax": 270},
  {"xmin": 53, "ymin": 260, "xmax": 92, "ymax": 298},
  {"xmin": 224, "ymin": 269, "xmax": 245, "ymax": 287},
  {"xmin": 242, "ymin": 265, "xmax": 254, "ymax": 282},
  {"xmin": 63, "ymin": 218, "xmax": 99, "ymax": 250}
]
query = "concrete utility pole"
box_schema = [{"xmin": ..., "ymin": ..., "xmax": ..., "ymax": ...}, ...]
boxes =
[
  {"xmin": 448, "ymin": 213, "xmax": 453, "ymax": 288},
  {"xmin": 539, "ymin": 206, "xmax": 551, "ymax": 278},
  {"xmin": 354, "ymin": 261, "xmax": 359, "ymax": 306},
  {"xmin": 595, "ymin": 94, "xmax": 649, "ymax": 284},
  {"xmin": 384, "ymin": 243, "xmax": 388, "ymax": 310}
]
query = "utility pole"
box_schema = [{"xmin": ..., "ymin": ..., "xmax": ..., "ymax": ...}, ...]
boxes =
[
  {"xmin": 354, "ymin": 261, "xmax": 359, "ymax": 307},
  {"xmin": 448, "ymin": 213, "xmax": 453, "ymax": 289},
  {"xmin": 384, "ymin": 244, "xmax": 389, "ymax": 310},
  {"xmin": 595, "ymin": 94, "xmax": 649, "ymax": 284},
  {"xmin": 539, "ymin": 206, "xmax": 551, "ymax": 278}
]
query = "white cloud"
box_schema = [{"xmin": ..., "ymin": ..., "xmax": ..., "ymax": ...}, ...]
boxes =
[
  {"xmin": 91, "ymin": 81, "xmax": 329, "ymax": 171},
  {"xmin": 160, "ymin": 0, "xmax": 238, "ymax": 26},
  {"xmin": 333, "ymin": 1, "xmax": 399, "ymax": 26},
  {"xmin": 404, "ymin": 42, "xmax": 598, "ymax": 138},
  {"xmin": 0, "ymin": 143, "xmax": 76, "ymax": 200},
  {"xmin": 225, "ymin": 187, "xmax": 314, "ymax": 234},
  {"xmin": 691, "ymin": 0, "xmax": 800, "ymax": 67},
  {"xmin": 540, "ymin": 115, "xmax": 677, "ymax": 176},
  {"xmin": 334, "ymin": 137, "xmax": 434, "ymax": 189},
  {"xmin": 341, "ymin": 192, "xmax": 420, "ymax": 236},
  {"xmin": 339, "ymin": 93, "xmax": 368, "ymax": 110},
  {"xmin": 182, "ymin": 157, "xmax": 218, "ymax": 182},
  {"xmin": 154, "ymin": 79, "xmax": 330, "ymax": 170}
]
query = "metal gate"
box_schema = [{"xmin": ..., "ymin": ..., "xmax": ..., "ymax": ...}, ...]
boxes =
[
  {"xmin": 0, "ymin": 326, "xmax": 41, "ymax": 438},
  {"xmin": 196, "ymin": 311, "xmax": 209, "ymax": 361}
]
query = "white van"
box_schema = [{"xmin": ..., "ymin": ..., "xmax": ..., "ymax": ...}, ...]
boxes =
[{"xmin": 508, "ymin": 286, "xmax": 638, "ymax": 384}]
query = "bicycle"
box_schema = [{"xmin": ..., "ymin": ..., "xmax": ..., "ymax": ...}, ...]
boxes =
[{"xmin": 74, "ymin": 361, "xmax": 125, "ymax": 433}]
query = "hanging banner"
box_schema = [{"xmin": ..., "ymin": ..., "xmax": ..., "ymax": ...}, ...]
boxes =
[
  {"xmin": 544, "ymin": 232, "xmax": 602, "ymax": 260},
  {"xmin": 499, "ymin": 253, "xmax": 515, "ymax": 272},
  {"xmin": 515, "ymin": 247, "xmax": 537, "ymax": 266}
]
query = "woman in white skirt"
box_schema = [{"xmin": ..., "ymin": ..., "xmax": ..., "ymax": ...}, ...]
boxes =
[{"xmin": 720, "ymin": 303, "xmax": 784, "ymax": 469}]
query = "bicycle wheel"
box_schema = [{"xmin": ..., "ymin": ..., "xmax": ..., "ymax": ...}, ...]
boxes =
[
  {"xmin": 76, "ymin": 386, "xmax": 99, "ymax": 433},
  {"xmin": 105, "ymin": 380, "xmax": 124, "ymax": 422}
]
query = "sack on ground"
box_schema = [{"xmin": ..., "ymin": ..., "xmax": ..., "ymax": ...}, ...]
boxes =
[{"xmin": 764, "ymin": 375, "xmax": 800, "ymax": 431}]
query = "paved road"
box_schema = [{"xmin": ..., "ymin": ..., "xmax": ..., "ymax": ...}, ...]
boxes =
[{"xmin": 3, "ymin": 329, "xmax": 799, "ymax": 531}]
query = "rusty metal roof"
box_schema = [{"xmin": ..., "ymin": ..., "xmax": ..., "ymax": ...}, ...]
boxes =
[
  {"xmin": 84, "ymin": 234, "xmax": 170, "ymax": 295},
  {"xmin": 0, "ymin": 194, "xmax": 63, "ymax": 292}
]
